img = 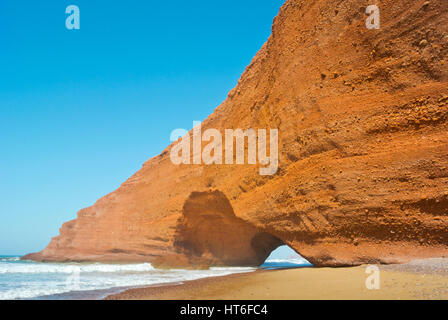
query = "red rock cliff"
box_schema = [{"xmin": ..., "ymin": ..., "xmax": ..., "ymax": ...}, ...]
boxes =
[{"xmin": 24, "ymin": 0, "xmax": 448, "ymax": 267}]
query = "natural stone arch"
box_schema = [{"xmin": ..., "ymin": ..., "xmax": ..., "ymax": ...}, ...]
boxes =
[
  {"xmin": 173, "ymin": 191, "xmax": 284, "ymax": 267},
  {"xmin": 23, "ymin": 0, "xmax": 448, "ymax": 267}
]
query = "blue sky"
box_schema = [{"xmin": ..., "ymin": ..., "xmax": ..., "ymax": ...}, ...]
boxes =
[{"xmin": 0, "ymin": 0, "xmax": 285, "ymax": 255}]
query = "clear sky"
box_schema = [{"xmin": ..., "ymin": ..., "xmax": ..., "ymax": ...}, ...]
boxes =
[{"xmin": 0, "ymin": 0, "xmax": 285, "ymax": 255}]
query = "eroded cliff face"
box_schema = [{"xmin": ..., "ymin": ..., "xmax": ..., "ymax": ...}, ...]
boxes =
[{"xmin": 24, "ymin": 0, "xmax": 448, "ymax": 267}]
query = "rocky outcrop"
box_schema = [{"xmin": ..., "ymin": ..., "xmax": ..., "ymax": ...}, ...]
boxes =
[{"xmin": 24, "ymin": 0, "xmax": 448, "ymax": 267}]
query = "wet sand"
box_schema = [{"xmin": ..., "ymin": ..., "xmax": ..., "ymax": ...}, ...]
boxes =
[{"xmin": 106, "ymin": 258, "xmax": 448, "ymax": 300}]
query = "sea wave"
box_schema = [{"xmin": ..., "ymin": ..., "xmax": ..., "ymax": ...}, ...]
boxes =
[
  {"xmin": 209, "ymin": 266, "xmax": 256, "ymax": 272},
  {"xmin": 0, "ymin": 260, "xmax": 256, "ymax": 300},
  {"xmin": 0, "ymin": 262, "xmax": 155, "ymax": 274},
  {"xmin": 0, "ymin": 287, "xmax": 71, "ymax": 300},
  {"xmin": 0, "ymin": 257, "xmax": 21, "ymax": 262},
  {"xmin": 265, "ymin": 258, "xmax": 311, "ymax": 264}
]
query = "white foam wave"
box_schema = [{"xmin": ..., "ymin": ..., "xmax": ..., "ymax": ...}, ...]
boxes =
[
  {"xmin": 0, "ymin": 262, "xmax": 155, "ymax": 274},
  {"xmin": 209, "ymin": 266, "xmax": 256, "ymax": 271},
  {"xmin": 0, "ymin": 268, "xmax": 251, "ymax": 300},
  {"xmin": 0, "ymin": 257, "xmax": 20, "ymax": 262},
  {"xmin": 0, "ymin": 261, "xmax": 256, "ymax": 300},
  {"xmin": 0, "ymin": 287, "xmax": 70, "ymax": 300},
  {"xmin": 265, "ymin": 258, "xmax": 311, "ymax": 264}
]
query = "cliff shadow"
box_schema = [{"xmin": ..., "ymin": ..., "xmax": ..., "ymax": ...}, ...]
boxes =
[{"xmin": 173, "ymin": 190, "xmax": 284, "ymax": 267}]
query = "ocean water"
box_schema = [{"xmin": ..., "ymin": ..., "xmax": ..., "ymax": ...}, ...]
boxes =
[
  {"xmin": 0, "ymin": 256, "xmax": 256, "ymax": 300},
  {"xmin": 260, "ymin": 258, "xmax": 313, "ymax": 270},
  {"xmin": 0, "ymin": 255, "xmax": 311, "ymax": 300}
]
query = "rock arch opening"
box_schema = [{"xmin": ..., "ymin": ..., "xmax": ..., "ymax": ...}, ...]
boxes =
[
  {"xmin": 173, "ymin": 191, "xmax": 284, "ymax": 267},
  {"xmin": 261, "ymin": 245, "xmax": 312, "ymax": 269}
]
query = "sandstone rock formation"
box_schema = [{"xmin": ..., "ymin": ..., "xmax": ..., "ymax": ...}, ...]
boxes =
[{"xmin": 24, "ymin": 0, "xmax": 448, "ymax": 267}]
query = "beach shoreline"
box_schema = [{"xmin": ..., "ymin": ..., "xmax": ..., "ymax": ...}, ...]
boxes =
[{"xmin": 106, "ymin": 259, "xmax": 448, "ymax": 300}]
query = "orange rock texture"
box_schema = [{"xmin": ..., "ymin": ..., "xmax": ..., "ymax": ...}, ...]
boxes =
[{"xmin": 24, "ymin": 0, "xmax": 448, "ymax": 267}]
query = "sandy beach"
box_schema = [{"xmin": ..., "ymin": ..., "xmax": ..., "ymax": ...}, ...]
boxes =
[{"xmin": 106, "ymin": 258, "xmax": 448, "ymax": 300}]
